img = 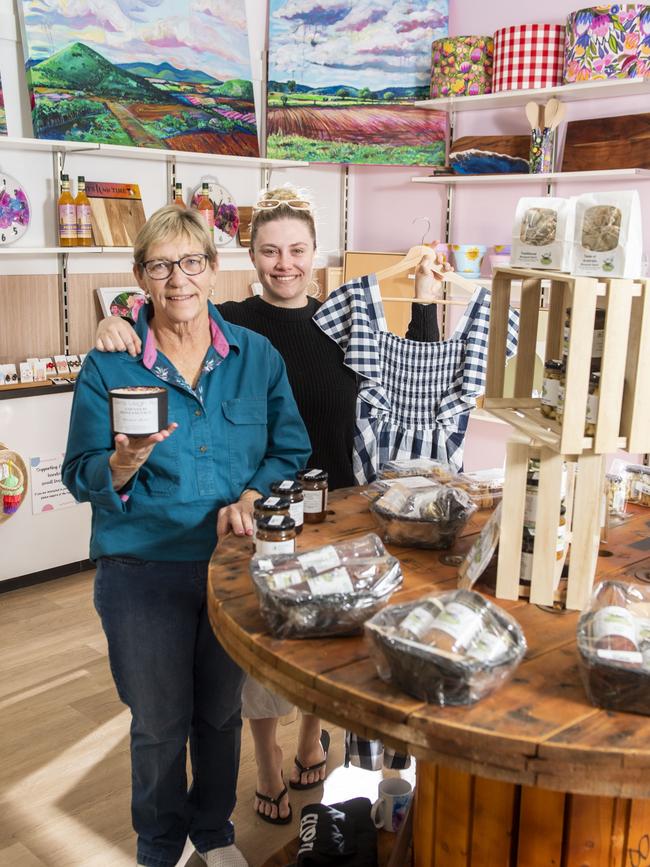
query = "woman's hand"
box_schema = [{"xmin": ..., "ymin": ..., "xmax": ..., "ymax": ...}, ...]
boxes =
[
  {"xmin": 109, "ymin": 424, "xmax": 178, "ymax": 490},
  {"xmin": 217, "ymin": 488, "xmax": 261, "ymax": 540},
  {"xmin": 414, "ymin": 248, "xmax": 453, "ymax": 301},
  {"xmin": 96, "ymin": 316, "xmax": 142, "ymax": 357}
]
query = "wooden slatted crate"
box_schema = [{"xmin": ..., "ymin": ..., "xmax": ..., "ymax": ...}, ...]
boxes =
[{"xmin": 485, "ymin": 267, "xmax": 647, "ymax": 455}]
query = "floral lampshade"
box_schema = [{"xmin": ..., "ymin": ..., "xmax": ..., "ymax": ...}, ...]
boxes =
[
  {"xmin": 564, "ymin": 4, "xmax": 650, "ymax": 81},
  {"xmin": 430, "ymin": 36, "xmax": 494, "ymax": 98}
]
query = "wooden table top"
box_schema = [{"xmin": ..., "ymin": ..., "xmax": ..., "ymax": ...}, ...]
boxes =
[{"xmin": 208, "ymin": 488, "xmax": 650, "ymax": 799}]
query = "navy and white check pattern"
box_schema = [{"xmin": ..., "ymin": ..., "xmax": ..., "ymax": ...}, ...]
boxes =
[
  {"xmin": 313, "ymin": 275, "xmax": 519, "ymax": 483},
  {"xmin": 345, "ymin": 730, "xmax": 411, "ymax": 771}
]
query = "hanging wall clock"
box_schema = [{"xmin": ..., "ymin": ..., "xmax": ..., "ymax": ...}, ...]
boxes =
[
  {"xmin": 190, "ymin": 177, "xmax": 239, "ymax": 247},
  {"xmin": 0, "ymin": 171, "xmax": 30, "ymax": 245}
]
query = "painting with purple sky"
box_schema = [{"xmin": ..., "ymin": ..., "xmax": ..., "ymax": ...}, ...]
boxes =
[
  {"xmin": 17, "ymin": 0, "xmax": 259, "ymax": 155},
  {"xmin": 267, "ymin": 0, "xmax": 448, "ymax": 165}
]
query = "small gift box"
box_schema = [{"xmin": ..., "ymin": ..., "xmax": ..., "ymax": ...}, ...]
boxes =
[
  {"xmin": 430, "ymin": 36, "xmax": 494, "ymax": 98},
  {"xmin": 493, "ymin": 23, "xmax": 565, "ymax": 91},
  {"xmin": 564, "ymin": 5, "xmax": 650, "ymax": 82}
]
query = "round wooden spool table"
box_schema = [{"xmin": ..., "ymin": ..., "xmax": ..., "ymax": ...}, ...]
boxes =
[{"xmin": 208, "ymin": 488, "xmax": 650, "ymax": 866}]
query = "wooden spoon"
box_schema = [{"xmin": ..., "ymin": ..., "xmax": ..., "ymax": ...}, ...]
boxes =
[
  {"xmin": 525, "ymin": 101, "xmax": 540, "ymax": 130},
  {"xmin": 543, "ymin": 97, "xmax": 561, "ymax": 130},
  {"xmin": 549, "ymin": 100, "xmax": 566, "ymax": 131}
]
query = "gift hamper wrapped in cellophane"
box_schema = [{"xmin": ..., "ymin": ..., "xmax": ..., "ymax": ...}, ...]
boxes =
[
  {"xmin": 369, "ymin": 480, "xmax": 477, "ymax": 549},
  {"xmin": 365, "ymin": 590, "xmax": 526, "ymax": 706},
  {"xmin": 250, "ymin": 533, "xmax": 403, "ymax": 639},
  {"xmin": 577, "ymin": 580, "xmax": 650, "ymax": 716}
]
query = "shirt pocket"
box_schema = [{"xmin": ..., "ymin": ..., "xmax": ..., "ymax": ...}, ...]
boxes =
[
  {"xmin": 222, "ymin": 397, "xmax": 268, "ymax": 488},
  {"xmin": 138, "ymin": 423, "xmax": 181, "ymax": 496}
]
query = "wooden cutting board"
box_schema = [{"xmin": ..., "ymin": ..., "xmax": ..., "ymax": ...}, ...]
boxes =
[
  {"xmin": 449, "ymin": 135, "xmax": 530, "ymax": 159},
  {"xmin": 85, "ymin": 182, "xmax": 147, "ymax": 246},
  {"xmin": 562, "ymin": 113, "xmax": 650, "ymax": 172}
]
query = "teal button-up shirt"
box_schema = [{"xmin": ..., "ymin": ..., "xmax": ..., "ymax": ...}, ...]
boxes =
[{"xmin": 62, "ymin": 301, "xmax": 311, "ymax": 561}]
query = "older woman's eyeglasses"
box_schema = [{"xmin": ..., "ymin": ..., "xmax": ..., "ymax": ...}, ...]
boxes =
[
  {"xmin": 254, "ymin": 198, "xmax": 312, "ymax": 212},
  {"xmin": 141, "ymin": 254, "xmax": 208, "ymax": 280}
]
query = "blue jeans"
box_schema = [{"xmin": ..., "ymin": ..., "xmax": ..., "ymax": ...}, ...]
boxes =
[{"xmin": 95, "ymin": 557, "xmax": 245, "ymax": 867}]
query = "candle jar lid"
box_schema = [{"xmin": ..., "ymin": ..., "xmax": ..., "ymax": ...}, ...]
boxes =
[
  {"xmin": 254, "ymin": 496, "xmax": 291, "ymax": 512},
  {"xmin": 296, "ymin": 468, "xmax": 328, "ymax": 483}
]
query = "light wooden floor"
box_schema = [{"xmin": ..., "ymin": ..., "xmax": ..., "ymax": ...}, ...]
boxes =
[{"xmin": 0, "ymin": 571, "xmax": 414, "ymax": 867}]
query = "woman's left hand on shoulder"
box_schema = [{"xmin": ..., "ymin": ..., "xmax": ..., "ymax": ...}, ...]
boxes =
[
  {"xmin": 414, "ymin": 247, "xmax": 453, "ymax": 301},
  {"xmin": 216, "ymin": 488, "xmax": 261, "ymax": 540}
]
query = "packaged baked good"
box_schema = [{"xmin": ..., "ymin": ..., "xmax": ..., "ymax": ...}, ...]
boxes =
[
  {"xmin": 577, "ymin": 580, "xmax": 650, "ymax": 715},
  {"xmin": 379, "ymin": 458, "xmax": 453, "ymax": 482},
  {"xmin": 365, "ymin": 590, "xmax": 526, "ymax": 706},
  {"xmin": 573, "ymin": 191, "xmax": 642, "ymax": 278},
  {"xmin": 370, "ymin": 482, "xmax": 476, "ymax": 549},
  {"xmin": 454, "ymin": 468, "xmax": 504, "ymax": 510},
  {"xmin": 250, "ymin": 533, "xmax": 403, "ymax": 638},
  {"xmin": 511, "ymin": 196, "xmax": 575, "ymax": 271}
]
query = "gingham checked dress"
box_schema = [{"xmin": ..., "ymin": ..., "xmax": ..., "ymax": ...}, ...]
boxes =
[{"xmin": 313, "ymin": 274, "xmax": 519, "ymax": 484}]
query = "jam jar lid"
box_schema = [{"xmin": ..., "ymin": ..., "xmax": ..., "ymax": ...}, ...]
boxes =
[
  {"xmin": 254, "ymin": 495, "xmax": 291, "ymax": 512},
  {"xmin": 257, "ymin": 515, "xmax": 296, "ymax": 533},
  {"xmin": 271, "ymin": 480, "xmax": 304, "ymax": 495},
  {"xmin": 589, "ymin": 371, "xmax": 601, "ymax": 384},
  {"xmin": 296, "ymin": 468, "xmax": 328, "ymax": 482},
  {"xmin": 544, "ymin": 359, "xmax": 564, "ymax": 370}
]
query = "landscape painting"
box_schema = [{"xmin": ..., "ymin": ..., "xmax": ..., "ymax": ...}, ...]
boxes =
[
  {"xmin": 0, "ymin": 71, "xmax": 6, "ymax": 135},
  {"xmin": 17, "ymin": 0, "xmax": 259, "ymax": 155},
  {"xmin": 267, "ymin": 0, "xmax": 448, "ymax": 166}
]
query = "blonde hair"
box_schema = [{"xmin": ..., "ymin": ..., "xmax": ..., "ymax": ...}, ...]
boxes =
[
  {"xmin": 250, "ymin": 186, "xmax": 317, "ymax": 251},
  {"xmin": 133, "ymin": 205, "xmax": 217, "ymax": 267}
]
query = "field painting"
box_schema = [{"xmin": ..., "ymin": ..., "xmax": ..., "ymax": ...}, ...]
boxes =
[
  {"xmin": 0, "ymin": 71, "xmax": 6, "ymax": 135},
  {"xmin": 267, "ymin": 0, "xmax": 448, "ymax": 166},
  {"xmin": 17, "ymin": 0, "xmax": 259, "ymax": 156}
]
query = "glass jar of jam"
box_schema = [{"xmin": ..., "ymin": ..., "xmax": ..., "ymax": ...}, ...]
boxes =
[
  {"xmin": 584, "ymin": 372, "xmax": 600, "ymax": 437},
  {"xmin": 296, "ymin": 469, "xmax": 328, "ymax": 523},
  {"xmin": 541, "ymin": 359, "xmax": 563, "ymax": 419},
  {"xmin": 270, "ymin": 480, "xmax": 304, "ymax": 534},
  {"xmin": 253, "ymin": 495, "xmax": 291, "ymax": 535},
  {"xmin": 255, "ymin": 515, "xmax": 297, "ymax": 555}
]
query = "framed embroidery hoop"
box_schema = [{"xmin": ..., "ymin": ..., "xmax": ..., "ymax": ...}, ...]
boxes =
[
  {"xmin": 0, "ymin": 444, "xmax": 28, "ymax": 522},
  {"xmin": 0, "ymin": 171, "xmax": 30, "ymax": 246},
  {"xmin": 190, "ymin": 177, "xmax": 239, "ymax": 247}
]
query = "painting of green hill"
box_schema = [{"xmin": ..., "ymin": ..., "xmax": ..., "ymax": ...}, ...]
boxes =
[{"xmin": 18, "ymin": 0, "xmax": 259, "ymax": 155}]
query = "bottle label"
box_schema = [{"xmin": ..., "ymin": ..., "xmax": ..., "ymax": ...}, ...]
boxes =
[
  {"xmin": 541, "ymin": 376, "xmax": 560, "ymax": 407},
  {"xmin": 586, "ymin": 393, "xmax": 599, "ymax": 424},
  {"xmin": 199, "ymin": 207, "xmax": 214, "ymax": 230},
  {"xmin": 76, "ymin": 203, "xmax": 92, "ymax": 238},
  {"xmin": 298, "ymin": 546, "xmax": 340, "ymax": 572},
  {"xmin": 255, "ymin": 538, "xmax": 295, "ymax": 556},
  {"xmin": 592, "ymin": 606, "xmax": 638, "ymax": 646},
  {"xmin": 307, "ymin": 566, "xmax": 353, "ymax": 596},
  {"xmin": 303, "ymin": 487, "xmax": 325, "ymax": 513},
  {"xmin": 524, "ymin": 488, "xmax": 538, "ymax": 525},
  {"xmin": 466, "ymin": 630, "xmax": 509, "ymax": 662},
  {"xmin": 431, "ymin": 602, "xmax": 483, "ymax": 646},
  {"xmin": 400, "ymin": 606, "xmax": 438, "ymax": 640},
  {"xmin": 266, "ymin": 569, "xmax": 303, "ymax": 591},
  {"xmin": 59, "ymin": 204, "xmax": 77, "ymax": 240},
  {"xmin": 111, "ymin": 396, "xmax": 160, "ymax": 435},
  {"xmin": 289, "ymin": 500, "xmax": 304, "ymax": 527},
  {"xmin": 592, "ymin": 329, "xmax": 604, "ymax": 359}
]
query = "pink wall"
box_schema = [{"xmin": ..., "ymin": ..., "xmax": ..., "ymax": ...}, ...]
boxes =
[{"xmin": 351, "ymin": 0, "xmax": 649, "ymax": 471}]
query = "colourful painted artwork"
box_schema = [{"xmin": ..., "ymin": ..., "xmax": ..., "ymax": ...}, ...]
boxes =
[
  {"xmin": 0, "ymin": 70, "xmax": 6, "ymax": 135},
  {"xmin": 17, "ymin": 0, "xmax": 259, "ymax": 155},
  {"xmin": 267, "ymin": 0, "xmax": 449, "ymax": 166}
]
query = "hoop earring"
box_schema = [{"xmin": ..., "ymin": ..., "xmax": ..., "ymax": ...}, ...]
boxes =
[{"xmin": 144, "ymin": 292, "xmax": 151, "ymax": 301}]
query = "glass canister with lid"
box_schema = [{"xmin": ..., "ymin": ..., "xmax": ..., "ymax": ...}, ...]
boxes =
[
  {"xmin": 296, "ymin": 469, "xmax": 328, "ymax": 523},
  {"xmin": 270, "ymin": 480, "xmax": 304, "ymax": 534},
  {"xmin": 255, "ymin": 515, "xmax": 297, "ymax": 555},
  {"xmin": 541, "ymin": 359, "xmax": 564, "ymax": 419},
  {"xmin": 253, "ymin": 495, "xmax": 291, "ymax": 534}
]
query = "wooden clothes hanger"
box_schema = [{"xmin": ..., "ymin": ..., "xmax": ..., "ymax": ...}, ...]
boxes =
[{"xmin": 374, "ymin": 244, "xmax": 480, "ymax": 302}]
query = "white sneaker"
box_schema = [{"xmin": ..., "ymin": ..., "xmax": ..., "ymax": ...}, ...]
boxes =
[{"xmin": 199, "ymin": 844, "xmax": 249, "ymax": 867}]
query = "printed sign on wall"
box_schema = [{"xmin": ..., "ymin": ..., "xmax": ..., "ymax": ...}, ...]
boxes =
[{"xmin": 30, "ymin": 455, "xmax": 77, "ymax": 512}]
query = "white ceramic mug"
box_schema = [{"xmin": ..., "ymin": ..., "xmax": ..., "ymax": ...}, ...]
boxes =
[{"xmin": 370, "ymin": 778, "xmax": 413, "ymax": 833}]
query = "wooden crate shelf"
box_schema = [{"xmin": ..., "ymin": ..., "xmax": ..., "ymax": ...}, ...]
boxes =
[{"xmin": 486, "ymin": 267, "xmax": 649, "ymax": 456}]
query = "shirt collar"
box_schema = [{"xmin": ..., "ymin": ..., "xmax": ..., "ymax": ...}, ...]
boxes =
[{"xmin": 133, "ymin": 300, "xmax": 240, "ymax": 370}]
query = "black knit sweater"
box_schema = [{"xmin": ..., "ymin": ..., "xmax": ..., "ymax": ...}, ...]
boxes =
[{"xmin": 217, "ymin": 296, "xmax": 439, "ymax": 490}]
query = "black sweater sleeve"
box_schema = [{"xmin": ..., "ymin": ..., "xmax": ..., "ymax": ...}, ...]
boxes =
[{"xmin": 405, "ymin": 302, "xmax": 440, "ymax": 342}]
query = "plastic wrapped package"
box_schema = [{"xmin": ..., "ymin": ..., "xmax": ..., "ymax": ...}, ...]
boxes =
[
  {"xmin": 250, "ymin": 533, "xmax": 403, "ymax": 639},
  {"xmin": 454, "ymin": 469, "xmax": 504, "ymax": 510},
  {"xmin": 365, "ymin": 590, "xmax": 527, "ymax": 706},
  {"xmin": 369, "ymin": 482, "xmax": 476, "ymax": 549},
  {"xmin": 577, "ymin": 580, "xmax": 650, "ymax": 716},
  {"xmin": 379, "ymin": 458, "xmax": 453, "ymax": 483},
  {"xmin": 609, "ymin": 460, "xmax": 650, "ymax": 508}
]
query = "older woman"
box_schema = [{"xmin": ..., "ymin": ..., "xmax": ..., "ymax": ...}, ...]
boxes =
[
  {"xmin": 62, "ymin": 205, "xmax": 310, "ymax": 867},
  {"xmin": 94, "ymin": 188, "xmax": 448, "ymax": 826}
]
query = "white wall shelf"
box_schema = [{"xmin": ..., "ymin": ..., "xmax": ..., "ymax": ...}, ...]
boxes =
[
  {"xmin": 0, "ymin": 245, "xmax": 250, "ymax": 255},
  {"xmin": 416, "ymin": 76, "xmax": 650, "ymax": 112},
  {"xmin": 412, "ymin": 168, "xmax": 650, "ymax": 186},
  {"xmin": 0, "ymin": 135, "xmax": 307, "ymax": 169}
]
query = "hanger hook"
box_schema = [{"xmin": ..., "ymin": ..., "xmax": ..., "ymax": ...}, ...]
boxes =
[{"xmin": 412, "ymin": 216, "xmax": 432, "ymax": 247}]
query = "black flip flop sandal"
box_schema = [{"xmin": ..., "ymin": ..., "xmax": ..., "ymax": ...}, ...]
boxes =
[
  {"xmin": 289, "ymin": 729, "xmax": 330, "ymax": 791},
  {"xmin": 254, "ymin": 781, "xmax": 293, "ymax": 825}
]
